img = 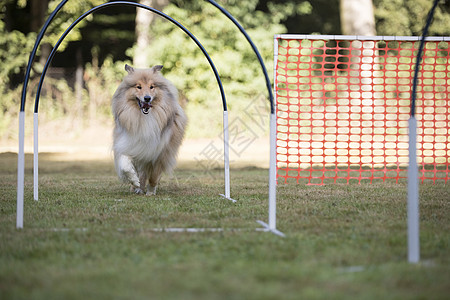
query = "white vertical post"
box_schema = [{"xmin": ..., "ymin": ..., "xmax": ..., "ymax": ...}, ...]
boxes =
[
  {"xmin": 269, "ymin": 35, "xmax": 278, "ymax": 230},
  {"xmin": 33, "ymin": 112, "xmax": 39, "ymax": 201},
  {"xmin": 268, "ymin": 112, "xmax": 277, "ymax": 230},
  {"xmin": 17, "ymin": 111, "xmax": 25, "ymax": 229},
  {"xmin": 268, "ymin": 35, "xmax": 279, "ymax": 231},
  {"xmin": 256, "ymin": 35, "xmax": 284, "ymax": 237},
  {"xmin": 220, "ymin": 110, "xmax": 236, "ymax": 202},
  {"xmin": 223, "ymin": 110, "xmax": 230, "ymax": 199},
  {"xmin": 408, "ymin": 116, "xmax": 420, "ymax": 263}
]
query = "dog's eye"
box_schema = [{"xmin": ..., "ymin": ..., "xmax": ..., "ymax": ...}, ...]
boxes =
[
  {"xmin": 149, "ymin": 85, "xmax": 154, "ymax": 90},
  {"xmin": 136, "ymin": 85, "xmax": 142, "ymax": 89}
]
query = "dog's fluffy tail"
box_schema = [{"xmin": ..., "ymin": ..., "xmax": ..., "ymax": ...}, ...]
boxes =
[{"xmin": 114, "ymin": 154, "xmax": 140, "ymax": 188}]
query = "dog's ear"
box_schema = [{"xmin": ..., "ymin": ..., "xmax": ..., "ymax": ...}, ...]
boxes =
[
  {"xmin": 125, "ymin": 64, "xmax": 135, "ymax": 74},
  {"xmin": 152, "ymin": 65, "xmax": 163, "ymax": 73}
]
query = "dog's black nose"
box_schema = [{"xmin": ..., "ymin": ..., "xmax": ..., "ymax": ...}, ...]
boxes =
[{"xmin": 144, "ymin": 96, "xmax": 151, "ymax": 102}]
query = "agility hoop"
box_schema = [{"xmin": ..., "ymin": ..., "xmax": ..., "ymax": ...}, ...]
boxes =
[
  {"xmin": 20, "ymin": 1, "xmax": 231, "ymax": 227},
  {"xmin": 407, "ymin": 0, "xmax": 440, "ymax": 264},
  {"xmin": 17, "ymin": 0, "xmax": 281, "ymax": 236}
]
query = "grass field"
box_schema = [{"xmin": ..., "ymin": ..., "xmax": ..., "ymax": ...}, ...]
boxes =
[{"xmin": 0, "ymin": 151, "xmax": 449, "ymax": 299}]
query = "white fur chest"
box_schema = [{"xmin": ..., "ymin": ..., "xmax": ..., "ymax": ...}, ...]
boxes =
[{"xmin": 114, "ymin": 113, "xmax": 169, "ymax": 163}]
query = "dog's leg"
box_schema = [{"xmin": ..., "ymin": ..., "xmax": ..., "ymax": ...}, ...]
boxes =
[
  {"xmin": 146, "ymin": 185, "xmax": 157, "ymax": 196},
  {"xmin": 115, "ymin": 154, "xmax": 140, "ymax": 191},
  {"xmin": 137, "ymin": 169, "xmax": 148, "ymax": 195},
  {"xmin": 146, "ymin": 175, "xmax": 159, "ymax": 196},
  {"xmin": 147, "ymin": 163, "xmax": 163, "ymax": 196}
]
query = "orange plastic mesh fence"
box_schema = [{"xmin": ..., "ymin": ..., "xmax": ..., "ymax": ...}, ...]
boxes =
[{"xmin": 275, "ymin": 36, "xmax": 449, "ymax": 185}]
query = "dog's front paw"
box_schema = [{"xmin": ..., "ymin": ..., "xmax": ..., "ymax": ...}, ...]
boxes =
[
  {"xmin": 130, "ymin": 186, "xmax": 144, "ymax": 195},
  {"xmin": 145, "ymin": 186, "xmax": 157, "ymax": 196}
]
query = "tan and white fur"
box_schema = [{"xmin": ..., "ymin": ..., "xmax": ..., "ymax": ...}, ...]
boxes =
[{"xmin": 112, "ymin": 64, "xmax": 187, "ymax": 195}]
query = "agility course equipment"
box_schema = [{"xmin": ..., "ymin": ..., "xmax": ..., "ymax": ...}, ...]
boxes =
[
  {"xmin": 16, "ymin": 0, "xmax": 281, "ymax": 236},
  {"xmin": 407, "ymin": 0, "xmax": 441, "ymax": 263},
  {"xmin": 274, "ymin": 31, "xmax": 449, "ymax": 263},
  {"xmin": 18, "ymin": 0, "xmax": 231, "ymax": 227},
  {"xmin": 205, "ymin": 0, "xmax": 279, "ymax": 236},
  {"xmin": 16, "ymin": 0, "xmax": 444, "ymax": 262},
  {"xmin": 273, "ymin": 0, "xmax": 444, "ymax": 262},
  {"xmin": 274, "ymin": 35, "xmax": 449, "ymax": 185}
]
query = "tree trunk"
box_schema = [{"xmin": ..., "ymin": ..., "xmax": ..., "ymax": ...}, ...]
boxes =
[
  {"xmin": 340, "ymin": 0, "xmax": 378, "ymax": 169},
  {"xmin": 30, "ymin": 0, "xmax": 51, "ymax": 67},
  {"xmin": 340, "ymin": 0, "xmax": 376, "ymax": 36},
  {"xmin": 134, "ymin": 0, "xmax": 169, "ymax": 67},
  {"xmin": 30, "ymin": 0, "xmax": 49, "ymax": 32}
]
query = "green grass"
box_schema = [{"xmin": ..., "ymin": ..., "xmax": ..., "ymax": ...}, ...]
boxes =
[{"xmin": 0, "ymin": 152, "xmax": 449, "ymax": 299}]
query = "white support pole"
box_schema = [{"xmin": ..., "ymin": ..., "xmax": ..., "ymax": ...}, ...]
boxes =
[
  {"xmin": 223, "ymin": 111, "xmax": 230, "ymax": 199},
  {"xmin": 17, "ymin": 111, "xmax": 25, "ymax": 229},
  {"xmin": 33, "ymin": 112, "xmax": 39, "ymax": 201},
  {"xmin": 269, "ymin": 35, "xmax": 280, "ymax": 231},
  {"xmin": 255, "ymin": 35, "xmax": 284, "ymax": 237},
  {"xmin": 407, "ymin": 116, "xmax": 420, "ymax": 263},
  {"xmin": 268, "ymin": 112, "xmax": 277, "ymax": 230},
  {"xmin": 255, "ymin": 113, "xmax": 285, "ymax": 238},
  {"xmin": 220, "ymin": 110, "xmax": 236, "ymax": 202}
]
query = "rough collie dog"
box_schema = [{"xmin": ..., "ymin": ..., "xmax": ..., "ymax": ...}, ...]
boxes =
[{"xmin": 112, "ymin": 64, "xmax": 187, "ymax": 195}]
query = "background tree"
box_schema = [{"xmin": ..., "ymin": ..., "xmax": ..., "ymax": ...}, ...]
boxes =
[
  {"xmin": 340, "ymin": 0, "xmax": 376, "ymax": 36},
  {"xmin": 134, "ymin": 0, "xmax": 169, "ymax": 66},
  {"xmin": 374, "ymin": 0, "xmax": 450, "ymax": 36},
  {"xmin": 339, "ymin": 0, "xmax": 377, "ymax": 135}
]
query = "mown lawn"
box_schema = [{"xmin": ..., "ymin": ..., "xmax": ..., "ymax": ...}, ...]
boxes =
[{"xmin": 0, "ymin": 152, "xmax": 449, "ymax": 299}]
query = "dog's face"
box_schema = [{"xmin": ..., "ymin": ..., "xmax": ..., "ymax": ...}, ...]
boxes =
[{"xmin": 124, "ymin": 64, "xmax": 164, "ymax": 115}]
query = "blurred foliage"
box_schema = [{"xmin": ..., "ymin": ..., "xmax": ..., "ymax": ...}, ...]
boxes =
[
  {"xmin": 127, "ymin": 0, "xmax": 285, "ymax": 137},
  {"xmin": 374, "ymin": 0, "xmax": 450, "ymax": 36},
  {"xmin": 0, "ymin": 0, "xmax": 105, "ymax": 139},
  {"xmin": 83, "ymin": 51, "xmax": 132, "ymax": 120},
  {"xmin": 0, "ymin": 0, "xmax": 449, "ymax": 140},
  {"xmin": 1, "ymin": 0, "xmax": 104, "ymax": 84},
  {"xmin": 0, "ymin": 20, "xmax": 35, "ymax": 84}
]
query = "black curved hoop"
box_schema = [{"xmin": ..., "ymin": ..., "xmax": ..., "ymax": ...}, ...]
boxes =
[
  {"xmin": 19, "ymin": 0, "xmax": 69, "ymax": 112},
  {"xmin": 206, "ymin": 0, "xmax": 275, "ymax": 114},
  {"xmin": 411, "ymin": 0, "xmax": 439, "ymax": 117},
  {"xmin": 34, "ymin": 1, "xmax": 227, "ymax": 113},
  {"xmin": 22, "ymin": 1, "xmax": 274, "ymax": 115}
]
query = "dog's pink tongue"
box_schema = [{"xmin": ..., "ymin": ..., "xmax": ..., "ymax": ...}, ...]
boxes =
[{"xmin": 141, "ymin": 102, "xmax": 152, "ymax": 114}]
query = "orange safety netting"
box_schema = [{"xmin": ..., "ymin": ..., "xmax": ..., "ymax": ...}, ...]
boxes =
[{"xmin": 275, "ymin": 36, "xmax": 449, "ymax": 185}]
